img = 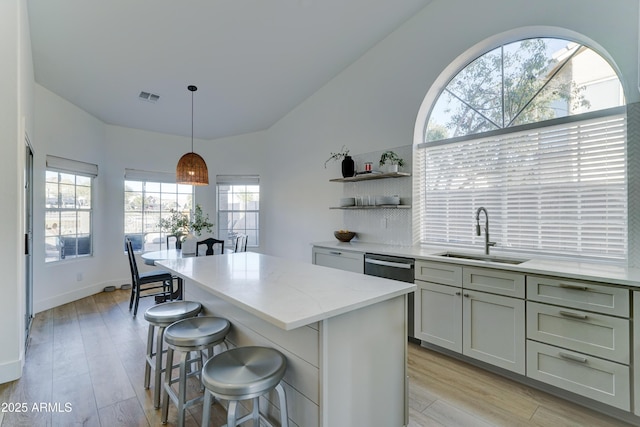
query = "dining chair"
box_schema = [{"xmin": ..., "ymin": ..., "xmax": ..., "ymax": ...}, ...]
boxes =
[
  {"xmin": 126, "ymin": 239, "xmax": 175, "ymax": 316},
  {"xmin": 166, "ymin": 234, "xmax": 181, "ymax": 249},
  {"xmin": 196, "ymin": 238, "xmax": 225, "ymax": 256},
  {"xmin": 234, "ymin": 234, "xmax": 248, "ymax": 253}
]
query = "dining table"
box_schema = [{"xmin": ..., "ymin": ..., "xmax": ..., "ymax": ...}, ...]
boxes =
[{"xmin": 140, "ymin": 249, "xmax": 193, "ymax": 301}]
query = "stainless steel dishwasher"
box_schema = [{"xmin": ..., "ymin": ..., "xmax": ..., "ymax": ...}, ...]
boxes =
[{"xmin": 364, "ymin": 253, "xmax": 416, "ymax": 341}]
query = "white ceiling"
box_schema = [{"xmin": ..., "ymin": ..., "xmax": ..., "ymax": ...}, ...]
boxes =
[{"xmin": 27, "ymin": 0, "xmax": 431, "ymax": 140}]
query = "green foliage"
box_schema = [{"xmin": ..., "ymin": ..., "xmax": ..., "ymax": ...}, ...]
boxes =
[
  {"xmin": 158, "ymin": 204, "xmax": 214, "ymax": 237},
  {"xmin": 379, "ymin": 150, "xmax": 405, "ymax": 167},
  {"xmin": 324, "ymin": 145, "xmax": 350, "ymax": 168}
]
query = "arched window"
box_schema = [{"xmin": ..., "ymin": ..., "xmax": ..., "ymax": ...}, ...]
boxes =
[{"xmin": 416, "ymin": 37, "xmax": 627, "ymax": 261}]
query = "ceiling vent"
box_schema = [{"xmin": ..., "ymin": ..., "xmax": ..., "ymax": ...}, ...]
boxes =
[{"xmin": 139, "ymin": 91, "xmax": 160, "ymax": 103}]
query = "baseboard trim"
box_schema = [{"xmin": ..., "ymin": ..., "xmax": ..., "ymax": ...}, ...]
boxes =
[
  {"xmin": 33, "ymin": 279, "xmax": 128, "ymax": 314},
  {"xmin": 0, "ymin": 354, "xmax": 23, "ymax": 385}
]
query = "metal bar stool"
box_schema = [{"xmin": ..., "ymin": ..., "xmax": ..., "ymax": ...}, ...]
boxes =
[
  {"xmin": 161, "ymin": 316, "xmax": 231, "ymax": 427},
  {"xmin": 144, "ymin": 301, "xmax": 202, "ymax": 408},
  {"xmin": 201, "ymin": 346, "xmax": 288, "ymax": 427}
]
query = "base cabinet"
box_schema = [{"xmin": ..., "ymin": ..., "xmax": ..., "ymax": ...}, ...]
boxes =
[
  {"xmin": 415, "ymin": 261, "xmax": 526, "ymax": 375},
  {"xmin": 527, "ymin": 340, "xmax": 630, "ymax": 411},
  {"xmin": 415, "ymin": 281, "xmax": 462, "ymax": 352},
  {"xmin": 463, "ymin": 290, "xmax": 525, "ymax": 373},
  {"xmin": 312, "ymin": 246, "xmax": 364, "ymax": 273}
]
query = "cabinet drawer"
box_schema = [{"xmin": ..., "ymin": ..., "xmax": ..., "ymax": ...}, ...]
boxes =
[
  {"xmin": 463, "ymin": 267, "xmax": 524, "ymax": 298},
  {"xmin": 527, "ymin": 276, "xmax": 629, "ymax": 317},
  {"xmin": 415, "ymin": 260, "xmax": 462, "ymax": 287},
  {"xmin": 312, "ymin": 247, "xmax": 363, "ymax": 273},
  {"xmin": 526, "ymin": 340, "xmax": 630, "ymax": 411},
  {"xmin": 527, "ymin": 301, "xmax": 629, "ymax": 364}
]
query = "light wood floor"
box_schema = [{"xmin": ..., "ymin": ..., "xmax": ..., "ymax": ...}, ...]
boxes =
[{"xmin": 0, "ymin": 289, "xmax": 635, "ymax": 427}]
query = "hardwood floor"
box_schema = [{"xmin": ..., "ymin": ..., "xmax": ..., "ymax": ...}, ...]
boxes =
[{"xmin": 0, "ymin": 289, "xmax": 634, "ymax": 427}]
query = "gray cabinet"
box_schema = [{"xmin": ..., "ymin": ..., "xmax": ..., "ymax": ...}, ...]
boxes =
[
  {"xmin": 312, "ymin": 246, "xmax": 364, "ymax": 273},
  {"xmin": 525, "ymin": 275, "xmax": 631, "ymax": 411},
  {"xmin": 415, "ymin": 260, "xmax": 526, "ymax": 374}
]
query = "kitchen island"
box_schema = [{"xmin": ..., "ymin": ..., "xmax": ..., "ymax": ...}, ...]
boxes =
[{"xmin": 157, "ymin": 252, "xmax": 415, "ymax": 427}]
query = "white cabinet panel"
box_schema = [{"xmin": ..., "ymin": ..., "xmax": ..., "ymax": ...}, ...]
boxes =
[
  {"xmin": 634, "ymin": 292, "xmax": 640, "ymax": 416},
  {"xmin": 312, "ymin": 247, "xmax": 363, "ymax": 273},
  {"xmin": 527, "ymin": 275, "xmax": 629, "ymax": 317},
  {"xmin": 527, "ymin": 340, "xmax": 630, "ymax": 411},
  {"xmin": 527, "ymin": 301, "xmax": 630, "ymax": 364},
  {"xmin": 414, "ymin": 281, "xmax": 462, "ymax": 352},
  {"xmin": 414, "ymin": 260, "xmax": 462, "ymax": 286},
  {"xmin": 463, "ymin": 266, "xmax": 525, "ymax": 298},
  {"xmin": 463, "ymin": 290, "xmax": 525, "ymax": 374}
]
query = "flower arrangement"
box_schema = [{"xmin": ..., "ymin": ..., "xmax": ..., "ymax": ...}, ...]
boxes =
[{"xmin": 324, "ymin": 145, "xmax": 350, "ymax": 168}]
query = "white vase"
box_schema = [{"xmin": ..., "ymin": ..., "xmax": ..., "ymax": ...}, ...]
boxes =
[
  {"xmin": 181, "ymin": 233, "xmax": 197, "ymax": 255},
  {"xmin": 386, "ymin": 164, "xmax": 399, "ymax": 173}
]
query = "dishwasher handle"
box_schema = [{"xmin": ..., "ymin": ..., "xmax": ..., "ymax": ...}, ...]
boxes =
[{"xmin": 365, "ymin": 258, "xmax": 413, "ymax": 269}]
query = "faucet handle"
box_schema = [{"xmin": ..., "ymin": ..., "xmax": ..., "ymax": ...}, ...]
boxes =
[{"xmin": 488, "ymin": 241, "xmax": 497, "ymax": 247}]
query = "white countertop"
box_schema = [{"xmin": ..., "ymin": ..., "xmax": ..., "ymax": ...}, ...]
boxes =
[
  {"xmin": 313, "ymin": 241, "xmax": 640, "ymax": 288},
  {"xmin": 157, "ymin": 252, "xmax": 415, "ymax": 331}
]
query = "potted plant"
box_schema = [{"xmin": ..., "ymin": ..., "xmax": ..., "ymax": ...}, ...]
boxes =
[
  {"xmin": 158, "ymin": 204, "xmax": 214, "ymax": 250},
  {"xmin": 189, "ymin": 204, "xmax": 214, "ymax": 236},
  {"xmin": 324, "ymin": 145, "xmax": 355, "ymax": 178},
  {"xmin": 158, "ymin": 209, "xmax": 190, "ymax": 248},
  {"xmin": 379, "ymin": 150, "xmax": 405, "ymax": 173}
]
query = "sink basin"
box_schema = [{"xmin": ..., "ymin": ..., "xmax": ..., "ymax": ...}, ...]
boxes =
[{"xmin": 437, "ymin": 251, "xmax": 528, "ymax": 265}]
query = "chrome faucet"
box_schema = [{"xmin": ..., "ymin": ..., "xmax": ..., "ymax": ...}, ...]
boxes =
[{"xmin": 475, "ymin": 207, "xmax": 496, "ymax": 255}]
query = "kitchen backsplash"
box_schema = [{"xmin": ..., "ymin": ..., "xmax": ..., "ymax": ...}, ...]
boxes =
[{"xmin": 341, "ymin": 145, "xmax": 413, "ymax": 246}]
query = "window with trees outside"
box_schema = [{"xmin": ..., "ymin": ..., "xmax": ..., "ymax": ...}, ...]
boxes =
[
  {"xmin": 124, "ymin": 170, "xmax": 193, "ymax": 252},
  {"xmin": 45, "ymin": 156, "xmax": 97, "ymax": 263},
  {"xmin": 217, "ymin": 175, "xmax": 260, "ymax": 248},
  {"xmin": 416, "ymin": 37, "xmax": 626, "ymax": 261}
]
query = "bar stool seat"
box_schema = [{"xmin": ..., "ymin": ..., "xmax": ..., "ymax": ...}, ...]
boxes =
[
  {"xmin": 144, "ymin": 301, "xmax": 202, "ymax": 408},
  {"xmin": 161, "ymin": 316, "xmax": 231, "ymax": 427},
  {"xmin": 201, "ymin": 346, "xmax": 288, "ymax": 427}
]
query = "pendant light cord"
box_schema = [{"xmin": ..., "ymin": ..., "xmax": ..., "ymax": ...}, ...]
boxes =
[{"xmin": 188, "ymin": 85, "xmax": 197, "ymax": 153}]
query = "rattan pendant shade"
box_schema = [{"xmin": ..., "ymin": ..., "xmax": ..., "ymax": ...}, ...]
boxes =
[{"xmin": 176, "ymin": 85, "xmax": 209, "ymax": 185}]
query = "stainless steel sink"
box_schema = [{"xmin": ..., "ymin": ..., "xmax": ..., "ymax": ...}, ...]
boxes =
[{"xmin": 437, "ymin": 251, "xmax": 528, "ymax": 265}]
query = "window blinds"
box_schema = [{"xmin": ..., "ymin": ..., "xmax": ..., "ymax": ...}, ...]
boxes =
[
  {"xmin": 46, "ymin": 155, "xmax": 98, "ymax": 177},
  {"xmin": 417, "ymin": 112, "xmax": 627, "ymax": 261}
]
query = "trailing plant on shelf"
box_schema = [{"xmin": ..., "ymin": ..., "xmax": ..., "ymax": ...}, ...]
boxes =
[
  {"xmin": 324, "ymin": 145, "xmax": 350, "ymax": 168},
  {"xmin": 379, "ymin": 150, "xmax": 405, "ymax": 172}
]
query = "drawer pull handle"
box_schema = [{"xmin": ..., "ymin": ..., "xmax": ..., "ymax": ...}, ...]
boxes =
[
  {"xmin": 455, "ymin": 291, "xmax": 461, "ymax": 296},
  {"xmin": 559, "ymin": 310, "xmax": 588, "ymax": 320},
  {"xmin": 558, "ymin": 283, "xmax": 589, "ymax": 291},
  {"xmin": 329, "ymin": 251, "xmax": 342, "ymax": 255},
  {"xmin": 559, "ymin": 352, "xmax": 588, "ymax": 364}
]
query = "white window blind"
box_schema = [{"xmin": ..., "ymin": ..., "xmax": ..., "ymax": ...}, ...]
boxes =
[{"xmin": 417, "ymin": 112, "xmax": 627, "ymax": 261}]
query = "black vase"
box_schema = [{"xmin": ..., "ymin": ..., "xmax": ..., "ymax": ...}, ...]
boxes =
[{"xmin": 341, "ymin": 156, "xmax": 355, "ymax": 178}]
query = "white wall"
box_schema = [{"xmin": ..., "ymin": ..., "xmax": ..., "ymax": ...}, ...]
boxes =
[
  {"xmin": 0, "ymin": 0, "xmax": 34, "ymax": 384},
  {"xmin": 28, "ymin": 0, "xmax": 640, "ymax": 316}
]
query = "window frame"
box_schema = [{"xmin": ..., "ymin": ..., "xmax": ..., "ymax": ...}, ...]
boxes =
[
  {"xmin": 45, "ymin": 157, "xmax": 96, "ymax": 263},
  {"xmin": 124, "ymin": 174, "xmax": 193, "ymax": 253},
  {"xmin": 216, "ymin": 175, "xmax": 260, "ymax": 249},
  {"xmin": 415, "ymin": 36, "xmax": 628, "ymax": 263}
]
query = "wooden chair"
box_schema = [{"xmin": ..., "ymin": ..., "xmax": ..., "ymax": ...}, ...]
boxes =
[
  {"xmin": 234, "ymin": 234, "xmax": 248, "ymax": 253},
  {"xmin": 166, "ymin": 234, "xmax": 181, "ymax": 249},
  {"xmin": 126, "ymin": 239, "xmax": 174, "ymax": 316},
  {"xmin": 196, "ymin": 238, "xmax": 225, "ymax": 256}
]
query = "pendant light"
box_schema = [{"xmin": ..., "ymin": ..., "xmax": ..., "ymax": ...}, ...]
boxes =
[{"xmin": 176, "ymin": 85, "xmax": 209, "ymax": 185}]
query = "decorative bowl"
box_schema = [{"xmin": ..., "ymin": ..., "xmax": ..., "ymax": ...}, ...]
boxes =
[{"xmin": 334, "ymin": 230, "xmax": 356, "ymax": 242}]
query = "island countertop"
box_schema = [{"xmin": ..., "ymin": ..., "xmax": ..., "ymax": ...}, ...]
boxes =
[{"xmin": 157, "ymin": 252, "xmax": 415, "ymax": 331}]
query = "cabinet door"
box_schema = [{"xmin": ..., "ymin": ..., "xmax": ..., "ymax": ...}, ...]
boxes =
[
  {"xmin": 463, "ymin": 290, "xmax": 525, "ymax": 374},
  {"xmin": 414, "ymin": 281, "xmax": 462, "ymax": 352},
  {"xmin": 312, "ymin": 247, "xmax": 363, "ymax": 273}
]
